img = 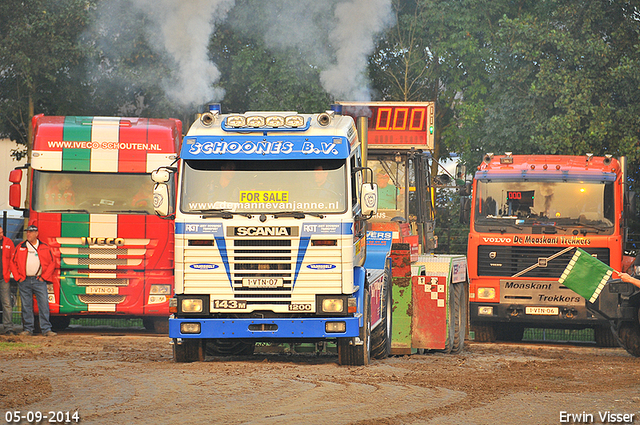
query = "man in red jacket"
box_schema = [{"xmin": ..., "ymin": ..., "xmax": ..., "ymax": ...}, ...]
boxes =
[
  {"xmin": 11, "ymin": 224, "xmax": 56, "ymax": 336},
  {"xmin": 0, "ymin": 225, "xmax": 15, "ymax": 335}
]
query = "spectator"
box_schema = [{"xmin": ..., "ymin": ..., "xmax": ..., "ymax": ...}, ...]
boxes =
[
  {"xmin": 0, "ymin": 225, "xmax": 15, "ymax": 335},
  {"xmin": 11, "ymin": 224, "xmax": 56, "ymax": 337}
]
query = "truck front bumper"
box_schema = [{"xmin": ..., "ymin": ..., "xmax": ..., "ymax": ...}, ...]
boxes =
[
  {"xmin": 470, "ymin": 302, "xmax": 608, "ymax": 327},
  {"xmin": 169, "ymin": 316, "xmax": 361, "ymax": 339}
]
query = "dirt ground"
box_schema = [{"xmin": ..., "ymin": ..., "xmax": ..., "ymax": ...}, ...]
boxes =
[{"xmin": 1, "ymin": 330, "xmax": 639, "ymax": 425}]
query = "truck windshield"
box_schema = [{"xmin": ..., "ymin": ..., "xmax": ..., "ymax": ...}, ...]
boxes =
[
  {"xmin": 180, "ymin": 159, "xmax": 347, "ymax": 214},
  {"xmin": 474, "ymin": 180, "xmax": 615, "ymax": 227},
  {"xmin": 368, "ymin": 158, "xmax": 406, "ymax": 222},
  {"xmin": 32, "ymin": 170, "xmax": 154, "ymax": 214}
]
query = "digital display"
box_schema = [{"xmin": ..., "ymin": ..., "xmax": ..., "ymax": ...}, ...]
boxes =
[
  {"xmin": 508, "ymin": 191, "xmax": 523, "ymax": 200},
  {"xmin": 336, "ymin": 102, "xmax": 435, "ymax": 150}
]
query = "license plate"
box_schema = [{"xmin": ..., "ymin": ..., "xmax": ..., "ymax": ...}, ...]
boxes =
[
  {"xmin": 525, "ymin": 306, "xmax": 559, "ymax": 316},
  {"xmin": 242, "ymin": 278, "xmax": 283, "ymax": 288},
  {"xmin": 85, "ymin": 286, "xmax": 118, "ymax": 295}
]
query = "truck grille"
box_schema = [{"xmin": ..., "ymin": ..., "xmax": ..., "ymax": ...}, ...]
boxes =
[
  {"xmin": 477, "ymin": 246, "xmax": 610, "ymax": 278},
  {"xmin": 76, "ymin": 278, "xmax": 129, "ymax": 286},
  {"xmin": 231, "ymin": 239, "xmax": 293, "ymax": 301},
  {"xmin": 78, "ymin": 295, "xmax": 126, "ymax": 304}
]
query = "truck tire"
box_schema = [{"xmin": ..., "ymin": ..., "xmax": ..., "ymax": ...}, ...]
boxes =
[
  {"xmin": 371, "ymin": 264, "xmax": 392, "ymax": 359},
  {"xmin": 173, "ymin": 338, "xmax": 205, "ymax": 363},
  {"xmin": 206, "ymin": 339, "xmax": 255, "ymax": 357},
  {"xmin": 472, "ymin": 323, "xmax": 497, "ymax": 342},
  {"xmin": 450, "ymin": 282, "xmax": 466, "ymax": 354},
  {"xmin": 594, "ymin": 326, "xmax": 620, "ymax": 347},
  {"xmin": 618, "ymin": 306, "xmax": 640, "ymax": 357},
  {"xmin": 50, "ymin": 316, "xmax": 70, "ymax": 332},
  {"xmin": 338, "ymin": 289, "xmax": 371, "ymax": 366}
]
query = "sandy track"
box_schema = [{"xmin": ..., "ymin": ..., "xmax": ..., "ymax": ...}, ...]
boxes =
[{"xmin": 1, "ymin": 332, "xmax": 639, "ymax": 425}]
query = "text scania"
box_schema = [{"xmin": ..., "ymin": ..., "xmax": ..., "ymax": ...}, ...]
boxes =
[
  {"xmin": 187, "ymin": 140, "xmax": 338, "ymax": 156},
  {"xmin": 234, "ymin": 227, "xmax": 290, "ymax": 236}
]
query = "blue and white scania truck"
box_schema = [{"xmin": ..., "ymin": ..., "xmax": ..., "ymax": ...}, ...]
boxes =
[{"xmin": 152, "ymin": 105, "xmax": 393, "ymax": 365}]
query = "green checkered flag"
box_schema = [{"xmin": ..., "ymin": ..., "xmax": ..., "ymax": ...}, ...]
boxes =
[{"xmin": 558, "ymin": 248, "xmax": 613, "ymax": 303}]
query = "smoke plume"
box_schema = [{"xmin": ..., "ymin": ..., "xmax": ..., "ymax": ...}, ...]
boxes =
[{"xmin": 93, "ymin": 0, "xmax": 393, "ymax": 107}]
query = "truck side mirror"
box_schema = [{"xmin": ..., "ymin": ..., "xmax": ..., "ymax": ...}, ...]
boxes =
[
  {"xmin": 152, "ymin": 167, "xmax": 176, "ymax": 218},
  {"xmin": 9, "ymin": 167, "xmax": 28, "ymax": 210},
  {"xmin": 361, "ymin": 183, "xmax": 378, "ymax": 217}
]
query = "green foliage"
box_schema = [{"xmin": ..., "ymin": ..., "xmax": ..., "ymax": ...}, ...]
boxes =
[
  {"xmin": 1, "ymin": 0, "xmax": 639, "ymax": 180},
  {"xmin": 486, "ymin": 1, "xmax": 640, "ymax": 165},
  {"xmin": 79, "ymin": 1, "xmax": 181, "ymax": 118},
  {"xmin": 209, "ymin": 1, "xmax": 333, "ymax": 114},
  {"xmin": 210, "ymin": 23, "xmax": 332, "ymax": 113},
  {"xmin": 0, "ymin": 0, "xmax": 95, "ymax": 151}
]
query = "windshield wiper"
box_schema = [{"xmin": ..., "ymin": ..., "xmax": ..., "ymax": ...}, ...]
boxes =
[
  {"xmin": 575, "ymin": 223, "xmax": 607, "ymax": 233},
  {"xmin": 191, "ymin": 208, "xmax": 234, "ymax": 219},
  {"xmin": 44, "ymin": 209, "xmax": 90, "ymax": 214},
  {"xmin": 273, "ymin": 211, "xmax": 325, "ymax": 219},
  {"xmin": 191, "ymin": 208, "xmax": 254, "ymax": 219}
]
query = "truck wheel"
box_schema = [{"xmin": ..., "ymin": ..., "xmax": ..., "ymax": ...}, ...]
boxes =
[
  {"xmin": 50, "ymin": 316, "xmax": 70, "ymax": 332},
  {"xmin": 471, "ymin": 323, "xmax": 497, "ymax": 342},
  {"xmin": 338, "ymin": 288, "xmax": 371, "ymax": 366},
  {"xmin": 371, "ymin": 264, "xmax": 392, "ymax": 359},
  {"xmin": 206, "ymin": 339, "xmax": 255, "ymax": 356},
  {"xmin": 173, "ymin": 338, "xmax": 204, "ymax": 363},
  {"xmin": 594, "ymin": 326, "xmax": 620, "ymax": 347},
  {"xmin": 450, "ymin": 282, "xmax": 466, "ymax": 354},
  {"xmin": 618, "ymin": 307, "xmax": 640, "ymax": 357}
]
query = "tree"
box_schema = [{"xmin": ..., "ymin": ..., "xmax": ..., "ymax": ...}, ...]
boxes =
[
  {"xmin": 210, "ymin": 23, "xmax": 332, "ymax": 114},
  {"xmin": 487, "ymin": 1, "xmax": 640, "ymax": 163},
  {"xmin": 0, "ymin": 0, "xmax": 95, "ymax": 158}
]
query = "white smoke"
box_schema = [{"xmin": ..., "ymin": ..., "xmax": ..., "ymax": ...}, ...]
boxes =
[
  {"xmin": 230, "ymin": 0, "xmax": 394, "ymax": 101},
  {"xmin": 93, "ymin": 0, "xmax": 393, "ymax": 107},
  {"xmin": 321, "ymin": 0, "xmax": 394, "ymax": 100},
  {"xmin": 129, "ymin": 0, "xmax": 235, "ymax": 107}
]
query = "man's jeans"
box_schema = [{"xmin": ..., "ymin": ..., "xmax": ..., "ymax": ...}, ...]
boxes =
[
  {"xmin": 0, "ymin": 278, "xmax": 13, "ymax": 331},
  {"xmin": 18, "ymin": 276, "xmax": 52, "ymax": 333}
]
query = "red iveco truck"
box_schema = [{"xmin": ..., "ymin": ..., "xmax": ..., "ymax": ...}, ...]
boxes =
[{"xmin": 9, "ymin": 115, "xmax": 181, "ymax": 332}]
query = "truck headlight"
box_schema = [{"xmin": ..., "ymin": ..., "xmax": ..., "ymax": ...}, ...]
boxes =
[
  {"xmin": 150, "ymin": 284, "xmax": 171, "ymax": 295},
  {"xmin": 180, "ymin": 322, "xmax": 201, "ymax": 334},
  {"xmin": 322, "ymin": 298, "xmax": 344, "ymax": 313},
  {"xmin": 478, "ymin": 306, "xmax": 494, "ymax": 315},
  {"xmin": 148, "ymin": 295, "xmax": 167, "ymax": 304},
  {"xmin": 181, "ymin": 299, "xmax": 203, "ymax": 313},
  {"xmin": 477, "ymin": 288, "xmax": 496, "ymax": 300},
  {"xmin": 325, "ymin": 321, "xmax": 346, "ymax": 333}
]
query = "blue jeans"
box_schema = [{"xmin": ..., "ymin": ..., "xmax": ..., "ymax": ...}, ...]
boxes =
[
  {"xmin": 0, "ymin": 278, "xmax": 13, "ymax": 331},
  {"xmin": 18, "ymin": 276, "xmax": 52, "ymax": 333}
]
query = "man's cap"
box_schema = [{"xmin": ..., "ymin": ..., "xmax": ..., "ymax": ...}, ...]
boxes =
[{"xmin": 26, "ymin": 225, "xmax": 38, "ymax": 232}]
